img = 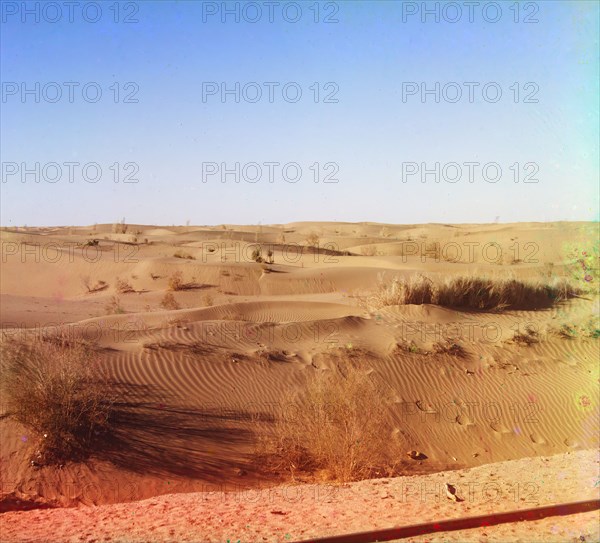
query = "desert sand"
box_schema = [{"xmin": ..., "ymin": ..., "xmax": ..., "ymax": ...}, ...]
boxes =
[{"xmin": 1, "ymin": 221, "xmax": 598, "ymax": 542}]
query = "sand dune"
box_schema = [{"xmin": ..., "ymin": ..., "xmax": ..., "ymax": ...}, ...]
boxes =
[{"xmin": 0, "ymin": 221, "xmax": 598, "ymax": 541}]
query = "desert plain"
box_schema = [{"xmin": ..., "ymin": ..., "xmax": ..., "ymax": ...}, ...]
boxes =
[{"xmin": 0, "ymin": 220, "xmax": 598, "ymax": 542}]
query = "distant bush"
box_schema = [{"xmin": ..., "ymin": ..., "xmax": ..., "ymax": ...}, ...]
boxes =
[
  {"xmin": 512, "ymin": 325, "xmax": 540, "ymax": 345},
  {"xmin": 173, "ymin": 250, "xmax": 195, "ymax": 260},
  {"xmin": 251, "ymin": 246, "xmax": 263, "ymax": 263},
  {"xmin": 115, "ymin": 277, "xmax": 135, "ymax": 294},
  {"xmin": 105, "ymin": 295, "xmax": 124, "ymax": 314},
  {"xmin": 81, "ymin": 276, "xmax": 107, "ymax": 294},
  {"xmin": 0, "ymin": 337, "xmax": 114, "ymax": 466},
  {"xmin": 361, "ymin": 245, "xmax": 377, "ymax": 256},
  {"xmin": 168, "ymin": 271, "xmax": 184, "ymax": 291},
  {"xmin": 306, "ymin": 232, "xmax": 320, "ymax": 248},
  {"xmin": 160, "ymin": 292, "xmax": 180, "ymax": 310},
  {"xmin": 112, "ymin": 219, "xmax": 128, "ymax": 234},
  {"xmin": 555, "ymin": 320, "xmax": 600, "ymax": 339}
]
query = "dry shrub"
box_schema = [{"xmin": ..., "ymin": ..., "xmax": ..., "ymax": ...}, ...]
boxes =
[
  {"xmin": 115, "ymin": 277, "xmax": 134, "ymax": 294},
  {"xmin": 160, "ymin": 292, "xmax": 180, "ymax": 310},
  {"xmin": 306, "ymin": 232, "xmax": 320, "ymax": 248},
  {"xmin": 512, "ymin": 325, "xmax": 540, "ymax": 345},
  {"xmin": 173, "ymin": 250, "xmax": 195, "ymax": 260},
  {"xmin": 267, "ymin": 360, "xmax": 397, "ymax": 482},
  {"xmin": 0, "ymin": 338, "xmax": 114, "ymax": 465},
  {"xmin": 203, "ymin": 293, "xmax": 214, "ymax": 306},
  {"xmin": 81, "ymin": 275, "xmax": 107, "ymax": 294},
  {"xmin": 168, "ymin": 271, "xmax": 184, "ymax": 291},
  {"xmin": 366, "ymin": 275, "xmax": 579, "ymax": 312},
  {"xmin": 555, "ymin": 320, "xmax": 600, "ymax": 339},
  {"xmin": 112, "ymin": 220, "xmax": 128, "ymax": 234},
  {"xmin": 251, "ymin": 247, "xmax": 263, "ymax": 263},
  {"xmin": 434, "ymin": 340, "xmax": 468, "ymax": 357},
  {"xmin": 393, "ymin": 340, "xmax": 423, "ymax": 355},
  {"xmin": 361, "ymin": 245, "xmax": 377, "ymax": 256},
  {"xmin": 105, "ymin": 295, "xmax": 124, "ymax": 314}
]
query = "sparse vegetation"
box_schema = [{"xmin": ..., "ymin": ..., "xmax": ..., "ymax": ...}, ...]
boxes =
[
  {"xmin": 364, "ymin": 275, "xmax": 580, "ymax": 311},
  {"xmin": 265, "ymin": 359, "xmax": 398, "ymax": 482},
  {"xmin": 173, "ymin": 250, "xmax": 195, "ymax": 260},
  {"xmin": 105, "ymin": 295, "xmax": 124, "ymax": 314},
  {"xmin": 306, "ymin": 232, "xmax": 320, "ymax": 248},
  {"xmin": 393, "ymin": 339, "xmax": 467, "ymax": 357},
  {"xmin": 112, "ymin": 218, "xmax": 128, "ymax": 234},
  {"xmin": 0, "ymin": 337, "xmax": 114, "ymax": 466},
  {"xmin": 555, "ymin": 320, "xmax": 600, "ymax": 340},
  {"xmin": 81, "ymin": 276, "xmax": 108, "ymax": 294},
  {"xmin": 160, "ymin": 292, "xmax": 180, "ymax": 310},
  {"xmin": 168, "ymin": 271, "xmax": 184, "ymax": 291},
  {"xmin": 512, "ymin": 325, "xmax": 540, "ymax": 346},
  {"xmin": 166, "ymin": 270, "xmax": 202, "ymax": 291},
  {"xmin": 251, "ymin": 246, "xmax": 263, "ymax": 263},
  {"xmin": 203, "ymin": 293, "xmax": 214, "ymax": 306},
  {"xmin": 115, "ymin": 277, "xmax": 135, "ymax": 294},
  {"xmin": 394, "ymin": 341, "xmax": 422, "ymax": 355},
  {"xmin": 361, "ymin": 245, "xmax": 377, "ymax": 256},
  {"xmin": 434, "ymin": 340, "xmax": 468, "ymax": 357}
]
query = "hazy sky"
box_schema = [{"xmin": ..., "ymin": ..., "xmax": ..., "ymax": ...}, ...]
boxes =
[{"xmin": 1, "ymin": 0, "xmax": 598, "ymax": 226}]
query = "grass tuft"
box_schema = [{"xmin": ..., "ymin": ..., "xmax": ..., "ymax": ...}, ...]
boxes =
[{"xmin": 365, "ymin": 275, "xmax": 579, "ymax": 311}]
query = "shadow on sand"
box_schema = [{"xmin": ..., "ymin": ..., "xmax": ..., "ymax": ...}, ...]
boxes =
[{"xmin": 93, "ymin": 382, "xmax": 273, "ymax": 484}]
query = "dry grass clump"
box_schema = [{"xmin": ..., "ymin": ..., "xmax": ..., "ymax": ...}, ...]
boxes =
[
  {"xmin": 305, "ymin": 232, "xmax": 320, "ymax": 248},
  {"xmin": 81, "ymin": 275, "xmax": 108, "ymax": 294},
  {"xmin": 160, "ymin": 292, "xmax": 180, "ymax": 310},
  {"xmin": 393, "ymin": 340, "xmax": 423, "ymax": 355},
  {"xmin": 173, "ymin": 250, "xmax": 195, "ymax": 260},
  {"xmin": 115, "ymin": 277, "xmax": 135, "ymax": 294},
  {"xmin": 112, "ymin": 219, "xmax": 128, "ymax": 234},
  {"xmin": 366, "ymin": 275, "xmax": 579, "ymax": 311},
  {"xmin": 434, "ymin": 340, "xmax": 468, "ymax": 357},
  {"xmin": 105, "ymin": 295, "xmax": 124, "ymax": 314},
  {"xmin": 393, "ymin": 339, "xmax": 468, "ymax": 357},
  {"xmin": 166, "ymin": 271, "xmax": 203, "ymax": 291},
  {"xmin": 361, "ymin": 245, "xmax": 377, "ymax": 256},
  {"xmin": 168, "ymin": 271, "xmax": 184, "ymax": 291},
  {"xmin": 555, "ymin": 320, "xmax": 600, "ymax": 340},
  {"xmin": 0, "ymin": 338, "xmax": 114, "ymax": 466},
  {"xmin": 512, "ymin": 325, "xmax": 540, "ymax": 346},
  {"xmin": 265, "ymin": 360, "xmax": 398, "ymax": 482}
]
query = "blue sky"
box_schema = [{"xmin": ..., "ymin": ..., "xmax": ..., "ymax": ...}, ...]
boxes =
[{"xmin": 1, "ymin": 0, "xmax": 598, "ymax": 226}]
